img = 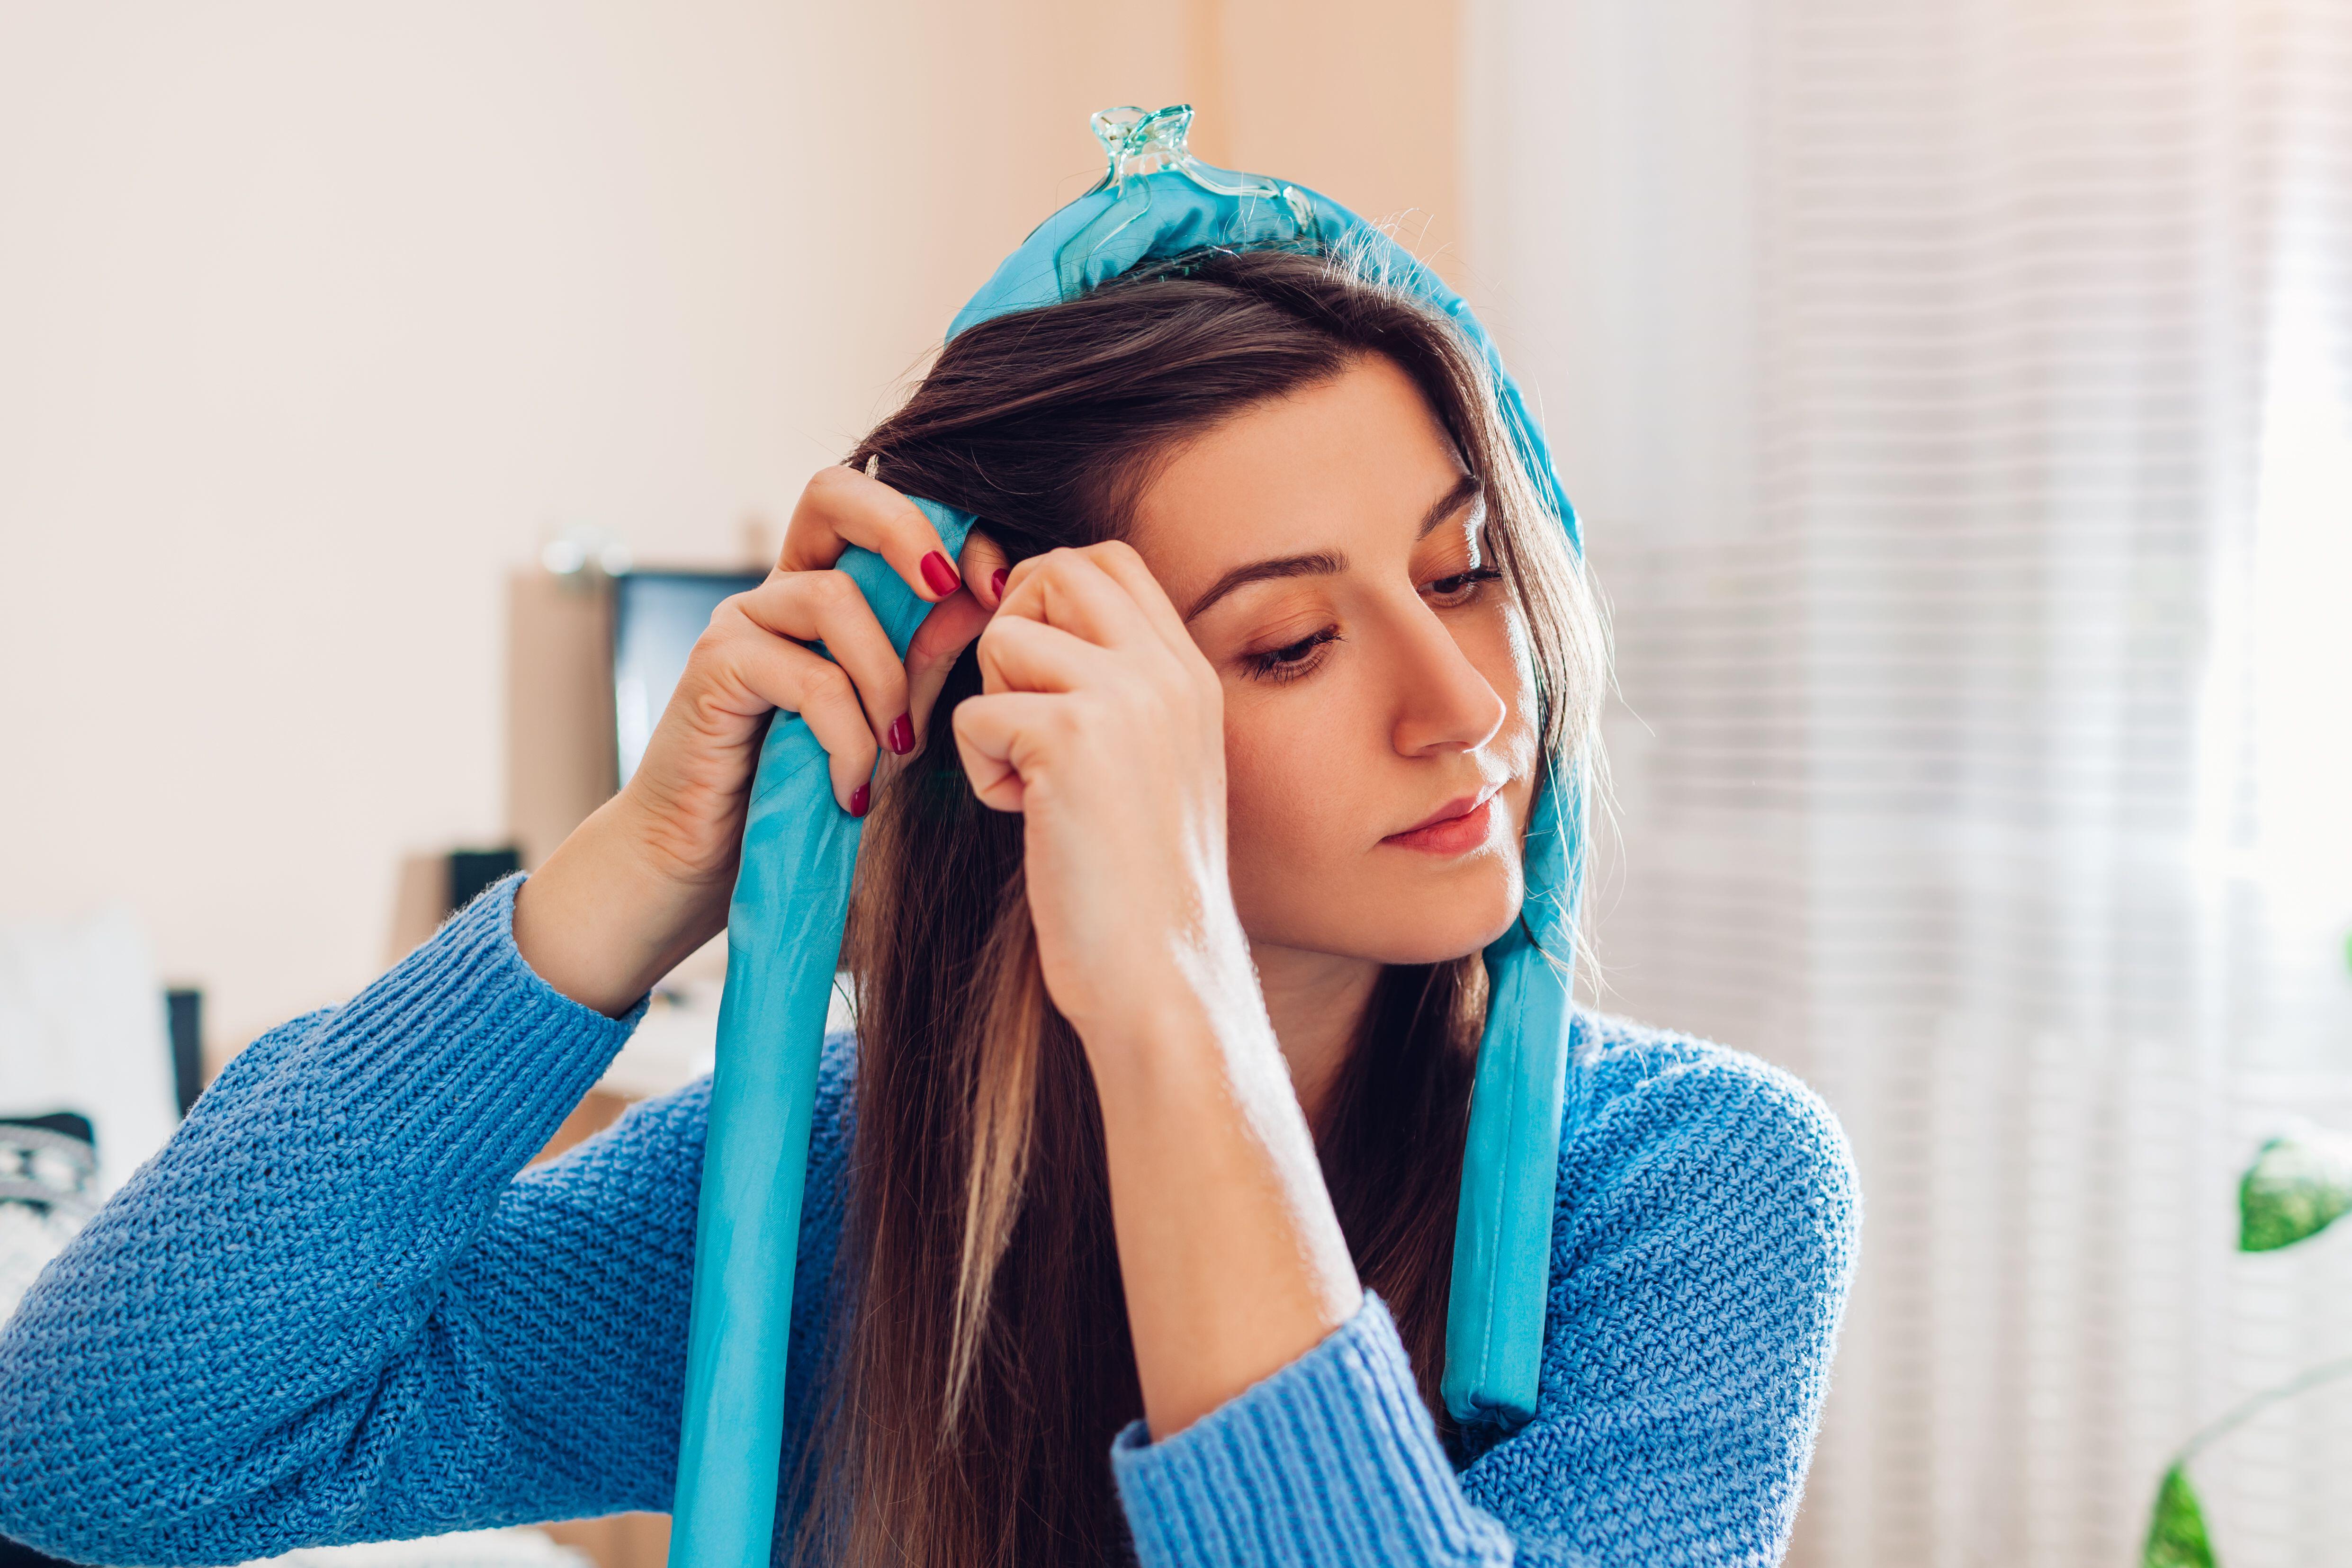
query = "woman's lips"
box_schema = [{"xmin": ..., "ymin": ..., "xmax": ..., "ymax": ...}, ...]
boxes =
[{"xmin": 1382, "ymin": 785, "xmax": 1502, "ymax": 854}]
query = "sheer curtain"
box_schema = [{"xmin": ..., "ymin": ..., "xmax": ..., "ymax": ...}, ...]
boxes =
[{"xmin": 1464, "ymin": 2, "xmax": 2352, "ymax": 1564}]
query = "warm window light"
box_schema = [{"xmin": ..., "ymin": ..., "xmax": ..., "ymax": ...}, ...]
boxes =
[
  {"xmin": 2193, "ymin": 266, "xmax": 2352, "ymax": 943},
  {"xmin": 2248, "ymin": 290, "xmax": 2352, "ymax": 897}
]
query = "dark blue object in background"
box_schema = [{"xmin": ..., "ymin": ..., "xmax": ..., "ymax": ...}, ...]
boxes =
[{"xmin": 612, "ymin": 572, "xmax": 765, "ymax": 788}]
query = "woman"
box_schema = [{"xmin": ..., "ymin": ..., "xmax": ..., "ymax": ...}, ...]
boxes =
[{"xmin": 0, "ymin": 247, "xmax": 1858, "ymax": 1567}]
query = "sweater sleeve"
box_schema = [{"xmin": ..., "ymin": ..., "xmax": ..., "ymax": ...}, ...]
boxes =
[
  {"xmin": 1107, "ymin": 1043, "xmax": 1861, "ymax": 1568},
  {"xmin": 0, "ymin": 875, "xmax": 690, "ymax": 1565}
]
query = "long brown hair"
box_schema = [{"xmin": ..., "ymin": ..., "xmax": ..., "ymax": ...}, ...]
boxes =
[{"xmin": 798, "ymin": 244, "xmax": 1602, "ymax": 1567}]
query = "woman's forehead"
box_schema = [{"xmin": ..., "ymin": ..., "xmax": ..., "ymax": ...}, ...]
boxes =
[{"xmin": 1126, "ymin": 357, "xmax": 1470, "ymax": 598}]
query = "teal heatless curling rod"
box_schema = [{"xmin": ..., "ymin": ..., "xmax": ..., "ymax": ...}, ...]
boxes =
[{"xmin": 666, "ymin": 106, "xmax": 1586, "ymax": 1568}]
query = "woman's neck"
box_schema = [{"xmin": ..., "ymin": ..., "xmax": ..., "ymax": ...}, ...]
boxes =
[{"xmin": 1245, "ymin": 940, "xmax": 1382, "ymax": 1123}]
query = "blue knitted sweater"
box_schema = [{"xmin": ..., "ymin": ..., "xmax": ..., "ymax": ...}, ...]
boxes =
[{"xmin": 0, "ymin": 876, "xmax": 1858, "ymax": 1566}]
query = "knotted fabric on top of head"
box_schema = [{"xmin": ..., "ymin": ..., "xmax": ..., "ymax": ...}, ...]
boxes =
[{"xmin": 665, "ymin": 105, "xmax": 1587, "ymax": 1568}]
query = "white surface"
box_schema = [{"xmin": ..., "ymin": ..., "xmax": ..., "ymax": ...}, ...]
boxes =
[
  {"xmin": 242, "ymin": 1527, "xmax": 587, "ymax": 1568},
  {"xmin": 0, "ymin": 905, "xmax": 180, "ymax": 1197}
]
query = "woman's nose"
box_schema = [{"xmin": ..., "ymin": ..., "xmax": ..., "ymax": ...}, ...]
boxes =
[{"xmin": 1387, "ymin": 600, "xmax": 1508, "ymax": 757}]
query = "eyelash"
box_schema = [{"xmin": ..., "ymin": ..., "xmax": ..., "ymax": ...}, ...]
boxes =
[
  {"xmin": 1242, "ymin": 627, "xmax": 1342, "ymax": 683},
  {"xmin": 1239, "ymin": 566, "xmax": 1506, "ymax": 685}
]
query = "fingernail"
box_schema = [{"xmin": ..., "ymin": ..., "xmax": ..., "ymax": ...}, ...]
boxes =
[
  {"xmin": 849, "ymin": 781, "xmax": 871, "ymax": 817},
  {"xmin": 920, "ymin": 550, "xmax": 960, "ymax": 597},
  {"xmin": 990, "ymin": 566, "xmax": 1008, "ymax": 601},
  {"xmin": 887, "ymin": 713, "xmax": 913, "ymax": 755}
]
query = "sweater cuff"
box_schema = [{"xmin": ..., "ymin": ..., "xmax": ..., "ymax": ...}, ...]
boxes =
[
  {"xmin": 306, "ymin": 870, "xmax": 649, "ymax": 1183},
  {"xmin": 1108, "ymin": 1293, "xmax": 1511, "ymax": 1568}
]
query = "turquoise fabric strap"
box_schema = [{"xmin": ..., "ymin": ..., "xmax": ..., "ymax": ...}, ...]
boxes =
[
  {"xmin": 668, "ymin": 110, "xmax": 1583, "ymax": 1568},
  {"xmin": 667, "ymin": 501, "xmax": 975, "ymax": 1568}
]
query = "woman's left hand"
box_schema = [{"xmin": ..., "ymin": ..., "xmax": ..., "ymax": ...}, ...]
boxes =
[
  {"xmin": 951, "ymin": 540, "xmax": 1363, "ymax": 1440},
  {"xmin": 951, "ymin": 540, "xmax": 1250, "ymax": 1041}
]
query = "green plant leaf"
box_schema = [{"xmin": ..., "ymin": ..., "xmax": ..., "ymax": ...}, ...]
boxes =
[
  {"xmin": 2143, "ymin": 1464, "xmax": 2217, "ymax": 1568},
  {"xmin": 2238, "ymin": 1124, "xmax": 2352, "ymax": 1251}
]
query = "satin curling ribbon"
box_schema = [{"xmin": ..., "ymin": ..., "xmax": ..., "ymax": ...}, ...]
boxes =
[{"xmin": 667, "ymin": 104, "xmax": 1587, "ymax": 1568}]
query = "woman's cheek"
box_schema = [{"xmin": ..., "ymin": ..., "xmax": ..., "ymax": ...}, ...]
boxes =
[{"xmin": 1218, "ymin": 681, "xmax": 1370, "ymax": 937}]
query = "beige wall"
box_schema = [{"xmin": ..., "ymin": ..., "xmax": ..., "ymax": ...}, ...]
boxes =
[
  {"xmin": 0, "ymin": 0, "xmax": 1462, "ymax": 1056},
  {"xmin": 1195, "ymin": 0, "xmax": 1463, "ymax": 280}
]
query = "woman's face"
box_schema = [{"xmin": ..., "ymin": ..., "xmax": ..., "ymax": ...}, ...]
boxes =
[{"xmin": 1124, "ymin": 353, "xmax": 1542, "ymax": 967}]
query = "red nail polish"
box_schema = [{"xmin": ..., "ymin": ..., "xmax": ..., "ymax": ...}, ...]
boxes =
[
  {"xmin": 920, "ymin": 550, "xmax": 960, "ymax": 597},
  {"xmin": 849, "ymin": 780, "xmax": 871, "ymax": 817},
  {"xmin": 990, "ymin": 566, "xmax": 1008, "ymax": 601},
  {"xmin": 887, "ymin": 713, "xmax": 913, "ymax": 754}
]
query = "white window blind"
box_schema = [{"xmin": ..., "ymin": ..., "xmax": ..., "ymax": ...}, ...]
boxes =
[{"xmin": 1467, "ymin": 2, "xmax": 2352, "ymax": 1563}]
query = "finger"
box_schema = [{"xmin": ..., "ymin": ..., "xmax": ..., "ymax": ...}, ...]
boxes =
[
  {"xmin": 904, "ymin": 587, "xmax": 991, "ymax": 742},
  {"xmin": 781, "ymin": 463, "xmax": 964, "ymax": 604},
  {"xmin": 1067, "ymin": 539, "xmax": 1199, "ymax": 662},
  {"xmin": 974, "ymin": 612, "xmax": 1119, "ymax": 698},
  {"xmin": 951, "ymin": 690, "xmax": 1075, "ymax": 815},
  {"xmin": 957, "ymin": 527, "xmax": 1013, "ymax": 610},
  {"xmin": 723, "ymin": 573, "xmax": 912, "ymax": 754},
  {"xmin": 707, "ymin": 628, "xmax": 881, "ymax": 812},
  {"xmin": 996, "ymin": 547, "xmax": 1159, "ymax": 653}
]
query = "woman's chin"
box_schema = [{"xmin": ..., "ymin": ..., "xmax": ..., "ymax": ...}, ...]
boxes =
[
  {"xmin": 1397, "ymin": 905, "xmax": 1523, "ymax": 964},
  {"xmin": 1403, "ymin": 849, "xmax": 1523, "ymax": 951},
  {"xmin": 1320, "ymin": 869, "xmax": 1525, "ymax": 966}
]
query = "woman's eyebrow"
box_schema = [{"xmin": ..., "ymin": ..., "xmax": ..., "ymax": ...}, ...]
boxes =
[{"xmin": 1179, "ymin": 473, "xmax": 1483, "ymax": 624}]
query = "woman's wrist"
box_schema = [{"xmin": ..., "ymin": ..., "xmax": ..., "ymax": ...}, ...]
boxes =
[
  {"xmin": 1071, "ymin": 894, "xmax": 1258, "ymax": 1047},
  {"xmin": 1077, "ymin": 955, "xmax": 1364, "ymax": 1438},
  {"xmin": 1076, "ymin": 951, "xmax": 1265, "ymax": 1091},
  {"xmin": 510, "ymin": 793, "xmax": 730, "ymax": 1017}
]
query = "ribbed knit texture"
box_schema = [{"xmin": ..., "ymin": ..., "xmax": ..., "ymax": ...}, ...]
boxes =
[{"xmin": 0, "ymin": 875, "xmax": 1859, "ymax": 1567}]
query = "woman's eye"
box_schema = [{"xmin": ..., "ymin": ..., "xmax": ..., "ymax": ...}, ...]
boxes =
[
  {"xmin": 1240, "ymin": 627, "xmax": 1341, "ymax": 684},
  {"xmin": 1426, "ymin": 565, "xmax": 1506, "ymax": 605}
]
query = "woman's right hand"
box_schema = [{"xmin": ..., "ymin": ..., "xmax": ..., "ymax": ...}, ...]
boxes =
[{"xmin": 512, "ymin": 464, "xmax": 1007, "ymax": 1017}]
